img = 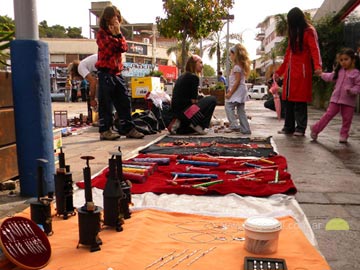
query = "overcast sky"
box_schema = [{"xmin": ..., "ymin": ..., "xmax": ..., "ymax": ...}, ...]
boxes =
[{"xmin": 1, "ymin": 0, "xmax": 325, "ymax": 65}]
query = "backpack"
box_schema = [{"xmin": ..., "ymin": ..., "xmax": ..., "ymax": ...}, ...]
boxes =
[{"xmin": 132, "ymin": 110, "xmax": 160, "ymax": 135}]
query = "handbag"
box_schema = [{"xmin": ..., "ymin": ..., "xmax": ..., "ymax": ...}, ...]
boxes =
[{"xmin": 183, "ymin": 104, "xmax": 204, "ymax": 126}]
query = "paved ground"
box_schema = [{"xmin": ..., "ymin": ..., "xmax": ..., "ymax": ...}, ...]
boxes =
[{"xmin": 1, "ymin": 99, "xmax": 359, "ymax": 269}]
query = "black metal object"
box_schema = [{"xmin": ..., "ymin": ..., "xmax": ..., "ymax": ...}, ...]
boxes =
[
  {"xmin": 30, "ymin": 159, "xmax": 54, "ymax": 236},
  {"xmin": 54, "ymin": 147, "xmax": 75, "ymax": 219},
  {"xmin": 77, "ymin": 156, "xmax": 102, "ymax": 252},
  {"xmin": 116, "ymin": 147, "xmax": 132, "ymax": 219},
  {"xmin": 103, "ymin": 154, "xmax": 124, "ymax": 231}
]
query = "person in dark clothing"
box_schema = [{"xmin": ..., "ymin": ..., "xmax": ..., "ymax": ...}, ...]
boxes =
[
  {"xmin": 263, "ymin": 77, "xmax": 286, "ymax": 118},
  {"xmin": 168, "ymin": 55, "xmax": 216, "ymax": 135}
]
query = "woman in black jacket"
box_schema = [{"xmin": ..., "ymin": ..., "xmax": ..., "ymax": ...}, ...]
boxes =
[{"xmin": 168, "ymin": 55, "xmax": 216, "ymax": 135}]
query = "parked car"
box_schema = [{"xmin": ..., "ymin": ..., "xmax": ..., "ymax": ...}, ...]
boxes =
[{"xmin": 248, "ymin": 85, "xmax": 269, "ymax": 100}]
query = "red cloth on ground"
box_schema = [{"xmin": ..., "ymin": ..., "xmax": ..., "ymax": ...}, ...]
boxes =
[{"xmin": 76, "ymin": 154, "xmax": 297, "ymax": 196}]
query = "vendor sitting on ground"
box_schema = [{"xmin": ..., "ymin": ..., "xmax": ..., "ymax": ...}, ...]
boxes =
[{"xmin": 168, "ymin": 55, "xmax": 216, "ymax": 135}]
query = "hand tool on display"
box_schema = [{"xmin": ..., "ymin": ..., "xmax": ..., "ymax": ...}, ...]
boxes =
[
  {"xmin": 123, "ymin": 171, "xmax": 147, "ymax": 183},
  {"xmin": 238, "ymin": 162, "xmax": 279, "ymax": 170},
  {"xmin": 269, "ymin": 170, "xmax": 286, "ymax": 184},
  {"xmin": 123, "ymin": 164, "xmax": 154, "ymax": 174},
  {"xmin": 225, "ymin": 170, "xmax": 255, "ymax": 175},
  {"xmin": 122, "ymin": 167, "xmax": 150, "ymax": 176},
  {"xmin": 143, "ymin": 153, "xmax": 178, "ymax": 161},
  {"xmin": 177, "ymin": 159, "xmax": 219, "ymax": 167},
  {"xmin": 171, "ymin": 172, "xmax": 218, "ymax": 179},
  {"xmin": 133, "ymin": 157, "xmax": 170, "ymax": 165},
  {"xmin": 166, "ymin": 177, "xmax": 212, "ymax": 185},
  {"xmin": 30, "ymin": 159, "xmax": 53, "ymax": 236},
  {"xmin": 257, "ymin": 158, "xmax": 275, "ymax": 165},
  {"xmin": 77, "ymin": 156, "xmax": 102, "ymax": 252},
  {"xmin": 123, "ymin": 160, "xmax": 158, "ymax": 172},
  {"xmin": 54, "ymin": 147, "xmax": 76, "ymax": 220},
  {"xmin": 103, "ymin": 153, "xmax": 125, "ymax": 232},
  {"xmin": 185, "ymin": 166, "xmax": 211, "ymax": 173},
  {"xmin": 192, "ymin": 179, "xmax": 224, "ymax": 188},
  {"xmin": 187, "ymin": 155, "xmax": 226, "ymax": 164}
]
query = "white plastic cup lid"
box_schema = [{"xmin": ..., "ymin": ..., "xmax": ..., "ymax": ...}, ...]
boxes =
[{"xmin": 243, "ymin": 217, "xmax": 282, "ymax": 233}]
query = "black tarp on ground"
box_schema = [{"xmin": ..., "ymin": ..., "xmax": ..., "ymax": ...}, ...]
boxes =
[{"xmin": 139, "ymin": 135, "xmax": 277, "ymax": 157}]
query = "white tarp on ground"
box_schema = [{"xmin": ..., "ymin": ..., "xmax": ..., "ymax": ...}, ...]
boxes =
[{"xmin": 73, "ymin": 188, "xmax": 317, "ymax": 247}]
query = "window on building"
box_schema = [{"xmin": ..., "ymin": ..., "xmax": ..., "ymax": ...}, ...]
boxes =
[
  {"xmin": 144, "ymin": 59, "xmax": 152, "ymax": 64},
  {"xmin": 50, "ymin": 54, "xmax": 65, "ymax": 64}
]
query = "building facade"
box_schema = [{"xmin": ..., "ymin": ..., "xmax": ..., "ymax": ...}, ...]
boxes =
[{"xmin": 253, "ymin": 0, "xmax": 360, "ymax": 82}]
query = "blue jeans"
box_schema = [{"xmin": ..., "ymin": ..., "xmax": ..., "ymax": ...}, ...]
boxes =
[
  {"xmin": 97, "ymin": 72, "xmax": 134, "ymax": 134},
  {"xmin": 225, "ymin": 101, "xmax": 251, "ymax": 134}
]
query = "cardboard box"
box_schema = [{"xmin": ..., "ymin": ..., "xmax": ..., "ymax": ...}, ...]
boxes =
[{"xmin": 131, "ymin": 77, "xmax": 161, "ymax": 99}]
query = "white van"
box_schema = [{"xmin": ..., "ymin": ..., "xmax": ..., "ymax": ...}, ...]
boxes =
[{"xmin": 248, "ymin": 85, "xmax": 269, "ymax": 100}]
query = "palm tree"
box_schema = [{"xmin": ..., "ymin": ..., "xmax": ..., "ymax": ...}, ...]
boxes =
[
  {"xmin": 203, "ymin": 30, "xmax": 223, "ymax": 74},
  {"xmin": 166, "ymin": 40, "xmax": 199, "ymax": 73},
  {"xmin": 203, "ymin": 29, "xmax": 242, "ymax": 74}
]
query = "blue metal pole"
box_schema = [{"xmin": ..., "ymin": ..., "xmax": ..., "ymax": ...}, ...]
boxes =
[{"xmin": 10, "ymin": 0, "xmax": 54, "ymax": 196}]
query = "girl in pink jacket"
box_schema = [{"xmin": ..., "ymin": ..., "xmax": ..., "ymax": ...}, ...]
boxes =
[{"xmin": 311, "ymin": 48, "xmax": 360, "ymax": 143}]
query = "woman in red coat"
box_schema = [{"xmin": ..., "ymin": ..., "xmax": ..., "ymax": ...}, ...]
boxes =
[{"xmin": 275, "ymin": 7, "xmax": 322, "ymax": 136}]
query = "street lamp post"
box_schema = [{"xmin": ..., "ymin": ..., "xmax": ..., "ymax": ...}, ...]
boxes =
[{"xmin": 222, "ymin": 14, "xmax": 234, "ymax": 84}]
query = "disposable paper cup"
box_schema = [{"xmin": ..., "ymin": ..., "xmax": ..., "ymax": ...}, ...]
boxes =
[{"xmin": 243, "ymin": 217, "xmax": 282, "ymax": 254}]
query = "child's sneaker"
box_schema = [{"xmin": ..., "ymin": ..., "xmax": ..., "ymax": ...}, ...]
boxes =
[
  {"xmin": 310, "ymin": 126, "xmax": 318, "ymax": 141},
  {"xmin": 339, "ymin": 137, "xmax": 348, "ymax": 143}
]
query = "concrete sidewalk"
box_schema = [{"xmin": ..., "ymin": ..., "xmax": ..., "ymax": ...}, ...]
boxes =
[{"xmin": 1, "ymin": 100, "xmax": 359, "ymax": 269}]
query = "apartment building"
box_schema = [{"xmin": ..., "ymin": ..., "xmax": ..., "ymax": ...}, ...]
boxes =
[{"xmin": 253, "ymin": 0, "xmax": 360, "ymax": 82}]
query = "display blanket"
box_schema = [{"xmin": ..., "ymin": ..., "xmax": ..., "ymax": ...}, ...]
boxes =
[
  {"xmin": 76, "ymin": 154, "xmax": 297, "ymax": 196},
  {"xmin": 139, "ymin": 135, "xmax": 277, "ymax": 157},
  {"xmin": 1, "ymin": 208, "xmax": 330, "ymax": 270}
]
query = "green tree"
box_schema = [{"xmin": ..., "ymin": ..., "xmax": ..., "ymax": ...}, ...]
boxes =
[
  {"xmin": 66, "ymin": 27, "xmax": 83, "ymax": 38},
  {"xmin": 39, "ymin": 20, "xmax": 83, "ymax": 38},
  {"xmin": 156, "ymin": 0, "xmax": 234, "ymax": 72},
  {"xmin": 248, "ymin": 70, "xmax": 259, "ymax": 84},
  {"xmin": 315, "ymin": 15, "xmax": 344, "ymax": 72},
  {"xmin": 203, "ymin": 63, "xmax": 215, "ymax": 77},
  {"xmin": 0, "ymin": 15, "xmax": 15, "ymax": 68}
]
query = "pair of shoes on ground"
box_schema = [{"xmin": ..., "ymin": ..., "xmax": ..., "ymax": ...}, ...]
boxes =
[
  {"xmin": 278, "ymin": 129, "xmax": 304, "ymax": 136},
  {"xmin": 293, "ymin": 131, "xmax": 305, "ymax": 137},
  {"xmin": 190, "ymin": 124, "xmax": 207, "ymax": 135},
  {"xmin": 277, "ymin": 129, "xmax": 294, "ymax": 135},
  {"xmin": 224, "ymin": 127, "xmax": 240, "ymax": 133},
  {"xmin": 100, "ymin": 130, "xmax": 120, "ymax": 141},
  {"xmin": 125, "ymin": 128, "xmax": 144, "ymax": 139},
  {"xmin": 167, "ymin": 119, "xmax": 181, "ymax": 135}
]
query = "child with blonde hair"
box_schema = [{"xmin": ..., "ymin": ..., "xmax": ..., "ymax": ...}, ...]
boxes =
[
  {"xmin": 311, "ymin": 48, "xmax": 360, "ymax": 143},
  {"xmin": 225, "ymin": 43, "xmax": 251, "ymax": 134}
]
